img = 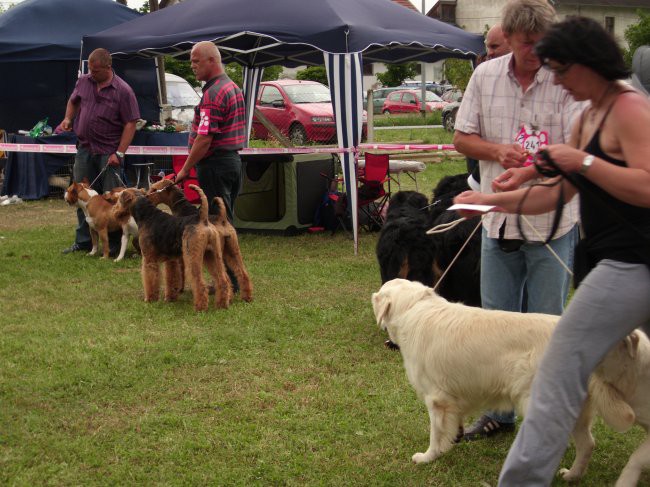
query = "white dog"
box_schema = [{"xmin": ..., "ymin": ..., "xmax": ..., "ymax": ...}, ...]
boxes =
[
  {"xmin": 371, "ymin": 278, "xmax": 634, "ymax": 481},
  {"xmin": 589, "ymin": 330, "xmax": 650, "ymax": 487}
]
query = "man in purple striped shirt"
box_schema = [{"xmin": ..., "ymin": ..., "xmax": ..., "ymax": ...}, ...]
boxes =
[
  {"xmin": 60, "ymin": 48, "xmax": 140, "ymax": 254},
  {"xmin": 175, "ymin": 41, "xmax": 246, "ymax": 222}
]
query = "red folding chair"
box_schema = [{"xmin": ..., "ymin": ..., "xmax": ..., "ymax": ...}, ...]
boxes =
[
  {"xmin": 357, "ymin": 153, "xmax": 391, "ymax": 231},
  {"xmin": 171, "ymin": 155, "xmax": 200, "ymax": 204}
]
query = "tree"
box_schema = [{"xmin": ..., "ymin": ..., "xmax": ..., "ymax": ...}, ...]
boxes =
[
  {"xmin": 296, "ymin": 66, "xmax": 328, "ymax": 85},
  {"xmin": 624, "ymin": 10, "xmax": 650, "ymax": 67},
  {"xmin": 376, "ymin": 63, "xmax": 418, "ymax": 87},
  {"xmin": 224, "ymin": 63, "xmax": 282, "ymax": 88},
  {"xmin": 443, "ymin": 58, "xmax": 474, "ymax": 91}
]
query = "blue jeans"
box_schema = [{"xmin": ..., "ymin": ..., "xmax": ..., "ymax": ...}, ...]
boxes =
[
  {"xmin": 72, "ymin": 147, "xmax": 124, "ymax": 248},
  {"xmin": 481, "ymin": 225, "xmax": 578, "ymax": 424}
]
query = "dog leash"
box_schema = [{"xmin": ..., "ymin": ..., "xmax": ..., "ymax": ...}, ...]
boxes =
[
  {"xmin": 430, "ymin": 216, "xmax": 483, "ymax": 294},
  {"xmin": 88, "ymin": 162, "xmax": 127, "ymax": 189},
  {"xmin": 151, "ymin": 178, "xmax": 183, "ymax": 194}
]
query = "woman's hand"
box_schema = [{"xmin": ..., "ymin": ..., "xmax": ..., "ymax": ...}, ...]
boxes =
[
  {"xmin": 541, "ymin": 144, "xmax": 583, "ymax": 173},
  {"xmin": 453, "ymin": 190, "xmax": 487, "ymax": 218}
]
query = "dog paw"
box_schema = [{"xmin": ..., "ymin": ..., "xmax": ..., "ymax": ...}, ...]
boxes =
[
  {"xmin": 412, "ymin": 451, "xmax": 435, "ymax": 464},
  {"xmin": 558, "ymin": 467, "xmax": 582, "ymax": 482}
]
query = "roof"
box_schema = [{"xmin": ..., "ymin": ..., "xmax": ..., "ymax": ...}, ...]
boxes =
[
  {"xmin": 391, "ymin": 0, "xmax": 419, "ymax": 11},
  {"xmin": 554, "ymin": 0, "xmax": 650, "ymax": 7}
]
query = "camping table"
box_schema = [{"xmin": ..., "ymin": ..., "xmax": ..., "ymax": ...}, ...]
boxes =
[{"xmin": 357, "ymin": 158, "xmax": 426, "ymax": 190}]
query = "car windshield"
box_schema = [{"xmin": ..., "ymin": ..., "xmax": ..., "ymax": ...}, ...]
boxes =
[
  {"xmin": 423, "ymin": 91, "xmax": 443, "ymax": 102},
  {"xmin": 283, "ymin": 84, "xmax": 332, "ymax": 103},
  {"xmin": 167, "ymin": 80, "xmax": 200, "ymax": 107}
]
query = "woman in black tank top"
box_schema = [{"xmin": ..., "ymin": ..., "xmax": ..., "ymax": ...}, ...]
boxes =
[{"xmin": 454, "ymin": 16, "xmax": 650, "ymax": 486}]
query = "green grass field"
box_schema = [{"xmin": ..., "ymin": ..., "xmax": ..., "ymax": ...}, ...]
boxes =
[{"xmin": 0, "ymin": 150, "xmax": 647, "ymax": 486}]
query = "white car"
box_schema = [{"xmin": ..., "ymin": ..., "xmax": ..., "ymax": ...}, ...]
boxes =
[{"xmin": 164, "ymin": 72, "xmax": 200, "ymax": 125}]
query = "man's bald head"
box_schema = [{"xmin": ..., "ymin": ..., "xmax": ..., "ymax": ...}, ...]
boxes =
[
  {"xmin": 190, "ymin": 42, "xmax": 224, "ymax": 81},
  {"xmin": 485, "ymin": 25, "xmax": 510, "ymax": 60}
]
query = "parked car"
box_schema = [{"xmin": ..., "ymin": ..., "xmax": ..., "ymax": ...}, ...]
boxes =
[
  {"xmin": 369, "ymin": 87, "xmax": 403, "ymax": 115},
  {"xmin": 164, "ymin": 72, "xmax": 201, "ymax": 125},
  {"xmin": 381, "ymin": 89, "xmax": 448, "ymax": 114},
  {"xmin": 252, "ymin": 79, "xmax": 367, "ymax": 144},
  {"xmin": 442, "ymin": 101, "xmax": 460, "ymax": 132},
  {"xmin": 441, "ymin": 88, "xmax": 463, "ymax": 103},
  {"xmin": 398, "ymin": 81, "xmax": 449, "ymax": 96}
]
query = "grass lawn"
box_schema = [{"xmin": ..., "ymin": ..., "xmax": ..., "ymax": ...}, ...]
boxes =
[{"xmin": 0, "ymin": 148, "xmax": 647, "ymax": 485}]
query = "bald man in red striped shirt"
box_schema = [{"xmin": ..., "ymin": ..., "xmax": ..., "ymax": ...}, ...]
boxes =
[{"xmin": 176, "ymin": 41, "xmax": 246, "ymax": 221}]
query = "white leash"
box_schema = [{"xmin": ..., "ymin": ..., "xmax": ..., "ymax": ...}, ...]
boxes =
[
  {"xmin": 427, "ymin": 216, "xmax": 483, "ymax": 294},
  {"xmin": 521, "ymin": 215, "xmax": 574, "ymax": 277}
]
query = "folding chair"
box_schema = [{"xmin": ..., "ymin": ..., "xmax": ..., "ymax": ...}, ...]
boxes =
[
  {"xmin": 171, "ymin": 155, "xmax": 200, "ymax": 204},
  {"xmin": 357, "ymin": 153, "xmax": 391, "ymax": 231}
]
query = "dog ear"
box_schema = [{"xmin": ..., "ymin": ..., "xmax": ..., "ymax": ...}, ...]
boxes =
[
  {"xmin": 372, "ymin": 292, "xmax": 391, "ymax": 327},
  {"xmin": 623, "ymin": 331, "xmax": 640, "ymax": 359}
]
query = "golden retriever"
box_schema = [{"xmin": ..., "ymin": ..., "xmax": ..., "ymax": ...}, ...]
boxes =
[
  {"xmin": 371, "ymin": 278, "xmax": 634, "ymax": 481},
  {"xmin": 590, "ymin": 330, "xmax": 650, "ymax": 486}
]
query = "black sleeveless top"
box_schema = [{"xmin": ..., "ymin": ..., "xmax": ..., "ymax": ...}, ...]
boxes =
[{"xmin": 572, "ymin": 94, "xmax": 650, "ymax": 284}]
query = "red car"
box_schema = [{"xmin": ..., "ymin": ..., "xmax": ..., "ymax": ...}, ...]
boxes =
[
  {"xmin": 252, "ymin": 79, "xmax": 367, "ymax": 145},
  {"xmin": 381, "ymin": 89, "xmax": 448, "ymax": 114}
]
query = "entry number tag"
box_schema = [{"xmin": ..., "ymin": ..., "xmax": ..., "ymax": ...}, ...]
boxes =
[{"xmin": 515, "ymin": 125, "xmax": 548, "ymax": 166}]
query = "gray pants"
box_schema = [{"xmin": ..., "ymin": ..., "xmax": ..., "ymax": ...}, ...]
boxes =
[
  {"xmin": 72, "ymin": 147, "xmax": 124, "ymax": 248},
  {"xmin": 499, "ymin": 259, "xmax": 650, "ymax": 486}
]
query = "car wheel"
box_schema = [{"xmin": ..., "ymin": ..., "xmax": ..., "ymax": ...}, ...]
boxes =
[
  {"xmin": 289, "ymin": 124, "xmax": 307, "ymax": 145},
  {"xmin": 444, "ymin": 108, "xmax": 457, "ymax": 132},
  {"xmin": 382, "ymin": 109, "xmax": 391, "ymax": 115}
]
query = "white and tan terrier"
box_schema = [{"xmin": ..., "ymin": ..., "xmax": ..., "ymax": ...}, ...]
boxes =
[{"xmin": 64, "ymin": 179, "xmax": 139, "ymax": 262}]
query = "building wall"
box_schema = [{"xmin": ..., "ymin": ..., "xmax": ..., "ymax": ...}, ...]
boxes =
[{"xmin": 455, "ymin": 1, "xmax": 648, "ymax": 49}]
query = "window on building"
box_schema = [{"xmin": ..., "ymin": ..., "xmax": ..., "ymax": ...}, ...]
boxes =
[
  {"xmin": 363, "ymin": 64, "xmax": 373, "ymax": 76},
  {"xmin": 605, "ymin": 16, "xmax": 615, "ymax": 34}
]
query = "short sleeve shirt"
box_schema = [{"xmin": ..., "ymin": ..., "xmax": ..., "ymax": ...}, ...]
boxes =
[
  {"xmin": 189, "ymin": 74, "xmax": 246, "ymax": 155},
  {"xmin": 455, "ymin": 54, "xmax": 585, "ymax": 240},
  {"xmin": 70, "ymin": 73, "xmax": 140, "ymax": 154}
]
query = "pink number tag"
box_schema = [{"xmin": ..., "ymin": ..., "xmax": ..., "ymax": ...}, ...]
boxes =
[
  {"xmin": 197, "ymin": 109, "xmax": 210, "ymax": 136},
  {"xmin": 515, "ymin": 125, "xmax": 549, "ymax": 166}
]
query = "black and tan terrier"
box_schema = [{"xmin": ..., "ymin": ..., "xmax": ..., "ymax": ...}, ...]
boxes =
[
  {"xmin": 114, "ymin": 184, "xmax": 232, "ymax": 311},
  {"xmin": 148, "ymin": 179, "xmax": 253, "ymax": 303}
]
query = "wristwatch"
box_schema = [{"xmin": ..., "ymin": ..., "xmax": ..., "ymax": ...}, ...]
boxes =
[
  {"xmin": 115, "ymin": 151, "xmax": 125, "ymax": 160},
  {"xmin": 579, "ymin": 154, "xmax": 594, "ymax": 175}
]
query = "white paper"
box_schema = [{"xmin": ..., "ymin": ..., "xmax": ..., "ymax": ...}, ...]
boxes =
[{"xmin": 447, "ymin": 203, "xmax": 497, "ymax": 213}]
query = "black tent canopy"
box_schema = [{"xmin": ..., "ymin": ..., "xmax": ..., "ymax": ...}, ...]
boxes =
[{"xmin": 0, "ymin": 0, "xmax": 160, "ymax": 133}]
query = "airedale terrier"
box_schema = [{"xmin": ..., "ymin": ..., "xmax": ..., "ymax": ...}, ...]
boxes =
[
  {"xmin": 148, "ymin": 179, "xmax": 253, "ymax": 302},
  {"xmin": 114, "ymin": 184, "xmax": 232, "ymax": 311}
]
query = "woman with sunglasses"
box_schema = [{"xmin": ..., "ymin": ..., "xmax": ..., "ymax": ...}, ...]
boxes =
[{"xmin": 455, "ymin": 16, "xmax": 650, "ymax": 485}]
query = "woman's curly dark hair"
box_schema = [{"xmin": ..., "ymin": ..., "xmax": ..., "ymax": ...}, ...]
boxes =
[{"xmin": 535, "ymin": 16, "xmax": 630, "ymax": 81}]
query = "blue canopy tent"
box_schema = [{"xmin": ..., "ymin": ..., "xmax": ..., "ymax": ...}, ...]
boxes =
[
  {"xmin": 83, "ymin": 0, "xmax": 485, "ymax": 252},
  {"xmin": 0, "ymin": 0, "xmax": 159, "ymax": 134}
]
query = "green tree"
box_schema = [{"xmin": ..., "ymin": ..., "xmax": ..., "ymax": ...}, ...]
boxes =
[
  {"xmin": 224, "ymin": 63, "xmax": 282, "ymax": 88},
  {"xmin": 164, "ymin": 56, "xmax": 197, "ymax": 85},
  {"xmin": 376, "ymin": 63, "xmax": 419, "ymax": 87},
  {"xmin": 443, "ymin": 58, "xmax": 474, "ymax": 91},
  {"xmin": 624, "ymin": 10, "xmax": 650, "ymax": 67},
  {"xmin": 296, "ymin": 66, "xmax": 328, "ymax": 85}
]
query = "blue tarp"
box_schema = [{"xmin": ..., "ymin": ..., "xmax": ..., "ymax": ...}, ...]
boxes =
[
  {"xmin": 0, "ymin": 0, "xmax": 159, "ymax": 133},
  {"xmin": 82, "ymin": 0, "xmax": 485, "ymax": 66}
]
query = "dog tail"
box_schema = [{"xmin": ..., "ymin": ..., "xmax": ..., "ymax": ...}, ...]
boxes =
[
  {"xmin": 211, "ymin": 196, "xmax": 229, "ymax": 226},
  {"xmin": 188, "ymin": 184, "xmax": 209, "ymax": 225}
]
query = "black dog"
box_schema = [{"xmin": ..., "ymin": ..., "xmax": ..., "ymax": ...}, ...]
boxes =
[
  {"xmin": 427, "ymin": 174, "xmax": 481, "ymax": 307},
  {"xmin": 376, "ymin": 191, "xmax": 436, "ymax": 286}
]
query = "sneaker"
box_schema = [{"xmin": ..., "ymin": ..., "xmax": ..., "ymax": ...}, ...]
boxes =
[
  {"xmin": 62, "ymin": 243, "xmax": 90, "ymax": 254},
  {"xmin": 462, "ymin": 415, "xmax": 515, "ymax": 442}
]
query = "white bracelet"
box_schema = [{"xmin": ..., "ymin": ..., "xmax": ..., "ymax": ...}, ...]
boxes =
[{"xmin": 580, "ymin": 154, "xmax": 595, "ymax": 175}]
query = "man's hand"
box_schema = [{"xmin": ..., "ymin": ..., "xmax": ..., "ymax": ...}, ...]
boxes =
[
  {"xmin": 175, "ymin": 167, "xmax": 189, "ymax": 184},
  {"xmin": 60, "ymin": 117, "xmax": 73, "ymax": 132},
  {"xmin": 107, "ymin": 153, "xmax": 121, "ymax": 167},
  {"xmin": 492, "ymin": 167, "xmax": 533, "ymax": 192},
  {"xmin": 497, "ymin": 143, "xmax": 527, "ymax": 169}
]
